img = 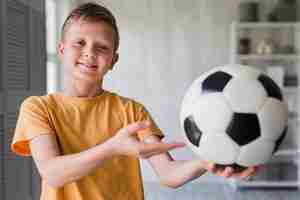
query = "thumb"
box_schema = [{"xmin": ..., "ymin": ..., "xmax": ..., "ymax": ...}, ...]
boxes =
[
  {"xmin": 120, "ymin": 121, "xmax": 151, "ymax": 136},
  {"xmin": 199, "ymin": 160, "xmax": 217, "ymax": 173}
]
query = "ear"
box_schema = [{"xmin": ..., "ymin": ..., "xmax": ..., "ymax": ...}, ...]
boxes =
[
  {"xmin": 110, "ymin": 53, "xmax": 119, "ymax": 70},
  {"xmin": 57, "ymin": 41, "xmax": 65, "ymax": 59}
]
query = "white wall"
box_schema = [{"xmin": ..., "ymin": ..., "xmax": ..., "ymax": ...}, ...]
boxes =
[{"xmin": 74, "ymin": 0, "xmax": 238, "ymax": 182}]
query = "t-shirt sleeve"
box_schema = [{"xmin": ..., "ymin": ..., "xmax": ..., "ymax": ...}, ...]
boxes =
[
  {"xmin": 11, "ymin": 96, "xmax": 54, "ymax": 157},
  {"xmin": 134, "ymin": 102, "xmax": 164, "ymax": 141}
]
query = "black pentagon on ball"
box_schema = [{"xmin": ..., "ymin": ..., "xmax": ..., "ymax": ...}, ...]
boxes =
[
  {"xmin": 226, "ymin": 113, "xmax": 260, "ymax": 146},
  {"xmin": 184, "ymin": 115, "xmax": 202, "ymax": 147},
  {"xmin": 258, "ymin": 74, "xmax": 283, "ymax": 101},
  {"xmin": 273, "ymin": 127, "xmax": 287, "ymax": 153},
  {"xmin": 202, "ymin": 71, "xmax": 232, "ymax": 94}
]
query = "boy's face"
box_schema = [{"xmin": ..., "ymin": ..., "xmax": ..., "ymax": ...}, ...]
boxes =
[{"xmin": 58, "ymin": 19, "xmax": 118, "ymax": 85}]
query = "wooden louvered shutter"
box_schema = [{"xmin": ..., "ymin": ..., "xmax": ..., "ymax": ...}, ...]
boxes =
[{"xmin": 0, "ymin": 0, "xmax": 46, "ymax": 200}]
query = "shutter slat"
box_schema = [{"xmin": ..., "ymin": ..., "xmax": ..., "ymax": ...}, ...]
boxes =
[
  {"xmin": 2, "ymin": 1, "xmax": 46, "ymax": 199},
  {"xmin": 6, "ymin": 1, "xmax": 29, "ymax": 91},
  {"xmin": 0, "ymin": 115, "xmax": 4, "ymax": 198}
]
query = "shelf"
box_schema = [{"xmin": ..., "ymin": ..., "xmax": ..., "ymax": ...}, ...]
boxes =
[
  {"xmin": 283, "ymin": 86, "xmax": 297, "ymax": 94},
  {"xmin": 234, "ymin": 181, "xmax": 299, "ymax": 188},
  {"xmin": 233, "ymin": 22, "xmax": 300, "ymax": 29},
  {"xmin": 274, "ymin": 149, "xmax": 299, "ymax": 157},
  {"xmin": 238, "ymin": 54, "xmax": 299, "ymax": 61},
  {"xmin": 230, "ymin": 19, "xmax": 300, "ymax": 190},
  {"xmin": 270, "ymin": 150, "xmax": 299, "ymax": 164}
]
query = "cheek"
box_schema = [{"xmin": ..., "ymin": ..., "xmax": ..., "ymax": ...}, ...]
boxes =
[
  {"xmin": 63, "ymin": 52, "xmax": 80, "ymax": 72},
  {"xmin": 105, "ymin": 55, "xmax": 114, "ymax": 65},
  {"xmin": 97, "ymin": 56, "xmax": 111, "ymax": 66},
  {"xmin": 65, "ymin": 48, "xmax": 80, "ymax": 61}
]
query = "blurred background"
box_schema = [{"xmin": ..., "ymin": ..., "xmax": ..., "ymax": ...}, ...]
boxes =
[{"xmin": 0, "ymin": 0, "xmax": 300, "ymax": 199}]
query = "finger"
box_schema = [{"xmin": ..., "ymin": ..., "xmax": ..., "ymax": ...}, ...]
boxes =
[
  {"xmin": 222, "ymin": 167, "xmax": 234, "ymax": 178},
  {"xmin": 241, "ymin": 167, "xmax": 256, "ymax": 177},
  {"xmin": 140, "ymin": 142, "xmax": 185, "ymax": 153},
  {"xmin": 244, "ymin": 168, "xmax": 258, "ymax": 180},
  {"xmin": 120, "ymin": 121, "xmax": 150, "ymax": 136},
  {"xmin": 140, "ymin": 142, "xmax": 186, "ymax": 158},
  {"xmin": 139, "ymin": 142, "xmax": 186, "ymax": 155},
  {"xmin": 213, "ymin": 165, "xmax": 230, "ymax": 176},
  {"xmin": 235, "ymin": 167, "xmax": 256, "ymax": 179},
  {"xmin": 200, "ymin": 161, "xmax": 217, "ymax": 173},
  {"xmin": 215, "ymin": 166, "xmax": 229, "ymax": 176},
  {"xmin": 209, "ymin": 164, "xmax": 218, "ymax": 173},
  {"xmin": 215, "ymin": 169, "xmax": 224, "ymax": 176},
  {"xmin": 215, "ymin": 164, "xmax": 226, "ymax": 172}
]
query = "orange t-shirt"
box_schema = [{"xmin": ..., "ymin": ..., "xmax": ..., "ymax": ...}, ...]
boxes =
[{"xmin": 11, "ymin": 90, "xmax": 163, "ymax": 200}]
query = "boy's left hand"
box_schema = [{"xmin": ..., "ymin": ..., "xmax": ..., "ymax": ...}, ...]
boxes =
[{"xmin": 200, "ymin": 160, "xmax": 264, "ymax": 180}]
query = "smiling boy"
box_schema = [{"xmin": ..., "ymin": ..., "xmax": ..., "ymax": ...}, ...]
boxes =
[{"xmin": 11, "ymin": 2, "xmax": 259, "ymax": 200}]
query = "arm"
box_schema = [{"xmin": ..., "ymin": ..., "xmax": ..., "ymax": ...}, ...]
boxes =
[
  {"xmin": 146, "ymin": 135, "xmax": 260, "ymax": 188},
  {"xmin": 30, "ymin": 133, "xmax": 114, "ymax": 188},
  {"xmin": 149, "ymin": 156, "xmax": 208, "ymax": 188},
  {"xmin": 145, "ymin": 135, "xmax": 207, "ymax": 188},
  {"xmin": 30, "ymin": 121, "xmax": 184, "ymax": 188}
]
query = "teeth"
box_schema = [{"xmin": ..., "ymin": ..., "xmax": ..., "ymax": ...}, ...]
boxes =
[
  {"xmin": 78, "ymin": 63, "xmax": 97, "ymax": 72},
  {"xmin": 79, "ymin": 63, "xmax": 96, "ymax": 68}
]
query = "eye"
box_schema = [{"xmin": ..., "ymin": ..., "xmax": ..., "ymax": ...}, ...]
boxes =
[
  {"xmin": 95, "ymin": 46, "xmax": 110, "ymax": 53},
  {"xmin": 74, "ymin": 40, "xmax": 85, "ymax": 47}
]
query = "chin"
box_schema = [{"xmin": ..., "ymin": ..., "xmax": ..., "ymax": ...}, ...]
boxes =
[{"xmin": 73, "ymin": 72, "xmax": 100, "ymax": 85}]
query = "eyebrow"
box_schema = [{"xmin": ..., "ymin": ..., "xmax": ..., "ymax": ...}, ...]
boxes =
[
  {"xmin": 73, "ymin": 37, "xmax": 114, "ymax": 49},
  {"xmin": 72, "ymin": 35, "xmax": 112, "ymax": 44}
]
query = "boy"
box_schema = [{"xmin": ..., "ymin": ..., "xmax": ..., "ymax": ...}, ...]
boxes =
[{"xmin": 11, "ymin": 2, "xmax": 259, "ymax": 200}]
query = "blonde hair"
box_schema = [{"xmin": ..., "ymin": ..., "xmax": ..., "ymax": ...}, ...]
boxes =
[{"xmin": 61, "ymin": 2, "xmax": 120, "ymax": 51}]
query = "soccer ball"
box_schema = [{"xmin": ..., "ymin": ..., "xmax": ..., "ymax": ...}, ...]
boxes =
[{"xmin": 180, "ymin": 64, "xmax": 288, "ymax": 171}]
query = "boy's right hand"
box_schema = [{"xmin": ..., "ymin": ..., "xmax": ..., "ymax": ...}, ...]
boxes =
[
  {"xmin": 106, "ymin": 121, "xmax": 185, "ymax": 159},
  {"xmin": 198, "ymin": 160, "xmax": 264, "ymax": 180}
]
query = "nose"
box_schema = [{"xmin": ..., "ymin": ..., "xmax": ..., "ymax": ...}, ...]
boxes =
[{"xmin": 83, "ymin": 46, "xmax": 96, "ymax": 59}]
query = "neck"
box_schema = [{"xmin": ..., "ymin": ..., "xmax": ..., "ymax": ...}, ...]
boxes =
[{"xmin": 62, "ymin": 78, "xmax": 103, "ymax": 98}]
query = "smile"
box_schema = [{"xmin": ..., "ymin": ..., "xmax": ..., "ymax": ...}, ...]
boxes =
[{"xmin": 77, "ymin": 63, "xmax": 98, "ymax": 73}]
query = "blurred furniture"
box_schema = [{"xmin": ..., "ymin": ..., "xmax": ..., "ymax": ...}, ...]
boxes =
[{"xmin": 229, "ymin": 21, "xmax": 300, "ymax": 189}]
